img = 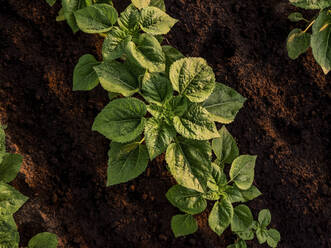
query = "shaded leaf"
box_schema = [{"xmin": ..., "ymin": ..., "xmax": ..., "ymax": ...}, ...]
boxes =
[
  {"xmin": 162, "ymin": 45, "xmax": 184, "ymax": 74},
  {"xmin": 73, "ymin": 54, "xmax": 100, "ymax": 91},
  {"xmin": 231, "ymin": 205, "xmax": 253, "ymax": 232},
  {"xmin": 208, "ymin": 198, "xmax": 233, "ymax": 236},
  {"xmin": 0, "ymin": 216, "xmax": 19, "ymax": 248},
  {"xmin": 288, "ymin": 12, "xmax": 306, "ymax": 22},
  {"xmin": 141, "ymin": 72, "xmax": 172, "ymax": 104},
  {"xmin": 28, "ymin": 232, "xmax": 58, "ymax": 248},
  {"xmin": 287, "ymin": 28, "xmax": 311, "ymax": 60},
  {"xmin": 171, "ymin": 214, "xmax": 198, "ymax": 237},
  {"xmin": 0, "ymin": 153, "xmax": 22, "ymax": 183},
  {"xmin": 62, "ymin": 0, "xmax": 87, "ymax": 33}
]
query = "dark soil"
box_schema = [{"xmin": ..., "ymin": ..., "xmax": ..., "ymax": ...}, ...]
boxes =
[{"xmin": 0, "ymin": 0, "xmax": 330, "ymax": 247}]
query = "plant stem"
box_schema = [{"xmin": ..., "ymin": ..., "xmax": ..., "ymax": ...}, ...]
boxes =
[
  {"xmin": 139, "ymin": 137, "xmax": 145, "ymax": 144},
  {"xmin": 98, "ymin": 33, "xmax": 107, "ymax": 38},
  {"xmin": 303, "ymin": 20, "xmax": 315, "ymax": 33}
]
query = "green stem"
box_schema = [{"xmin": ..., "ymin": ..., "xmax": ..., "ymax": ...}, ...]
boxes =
[
  {"xmin": 139, "ymin": 137, "xmax": 145, "ymax": 144},
  {"xmin": 303, "ymin": 19, "xmax": 315, "ymax": 33}
]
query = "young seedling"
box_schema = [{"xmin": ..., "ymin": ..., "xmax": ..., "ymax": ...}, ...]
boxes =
[
  {"xmin": 0, "ymin": 126, "xmax": 58, "ymax": 248},
  {"xmin": 286, "ymin": 0, "xmax": 331, "ymax": 74}
]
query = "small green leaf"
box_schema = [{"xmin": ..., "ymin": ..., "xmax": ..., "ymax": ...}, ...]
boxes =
[
  {"xmin": 212, "ymin": 126, "xmax": 239, "ymax": 164},
  {"xmin": 0, "ymin": 182, "xmax": 28, "ymax": 217},
  {"xmin": 208, "ymin": 198, "xmax": 233, "ymax": 236},
  {"xmin": 56, "ymin": 8, "xmax": 66, "ymax": 22},
  {"xmin": 141, "ymin": 72, "xmax": 172, "ymax": 104},
  {"xmin": 288, "ymin": 12, "xmax": 305, "ymax": 22},
  {"xmin": 227, "ymin": 239, "xmax": 247, "ymax": 248},
  {"xmin": 74, "ymin": 4, "xmax": 118, "ymax": 33},
  {"xmin": 107, "ymin": 141, "xmax": 149, "ymax": 186},
  {"xmin": 173, "ymin": 104, "xmax": 219, "ymax": 140},
  {"xmin": 118, "ymin": 4, "xmax": 141, "ymax": 31},
  {"xmin": 289, "ymin": 0, "xmax": 331, "ymax": 9},
  {"xmin": 144, "ymin": 118, "xmax": 176, "ymax": 160},
  {"xmin": 224, "ymin": 186, "xmax": 245, "ymax": 203},
  {"xmin": 165, "ymin": 137, "xmax": 211, "ymax": 193},
  {"xmin": 207, "ymin": 162, "xmax": 227, "ymax": 192},
  {"xmin": 132, "ymin": 0, "xmax": 150, "ymax": 9},
  {"xmin": 92, "ymin": 98, "xmax": 146, "ymax": 143},
  {"xmin": 229, "ymin": 155, "xmax": 256, "ymax": 190},
  {"xmin": 256, "ymin": 227, "xmax": 268, "ymax": 244},
  {"xmin": 102, "ymin": 27, "xmax": 131, "ymax": 61},
  {"xmin": 231, "ymin": 205, "xmax": 253, "ymax": 232},
  {"xmin": 62, "ymin": 0, "xmax": 87, "ymax": 33},
  {"xmin": 45, "ymin": 0, "xmax": 56, "ymax": 6},
  {"xmin": 93, "ymin": 61, "xmax": 138, "ymax": 96},
  {"xmin": 170, "ymin": 57, "xmax": 215, "ymax": 103},
  {"xmin": 258, "ymin": 209, "xmax": 271, "ymax": 228},
  {"xmin": 140, "ymin": 7, "xmax": 178, "ymax": 35},
  {"xmin": 166, "ymin": 185, "xmax": 207, "ymax": 214},
  {"xmin": 150, "ymin": 0, "xmax": 166, "ymax": 11},
  {"xmin": 28, "ymin": 232, "xmax": 58, "ymax": 248},
  {"xmin": 202, "ymin": 82, "xmax": 246, "ymax": 123},
  {"xmin": 162, "ymin": 45, "xmax": 185, "ymax": 74},
  {"xmin": 236, "ymin": 228, "xmax": 255, "ymax": 241},
  {"xmin": 240, "ymin": 185, "xmax": 262, "ymax": 202},
  {"xmin": 0, "ymin": 216, "xmax": 19, "ymax": 248},
  {"xmin": 171, "ymin": 214, "xmax": 198, "ymax": 238},
  {"xmin": 73, "ymin": 54, "xmax": 100, "ymax": 91},
  {"xmin": 0, "ymin": 153, "xmax": 22, "ymax": 183},
  {"xmin": 311, "ymin": 9, "xmax": 331, "ymax": 74},
  {"xmin": 286, "ymin": 29, "xmax": 311, "ymax": 60},
  {"xmin": 267, "ymin": 229, "xmax": 281, "ymax": 248}
]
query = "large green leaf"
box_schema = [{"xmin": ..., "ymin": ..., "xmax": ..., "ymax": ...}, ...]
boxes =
[
  {"xmin": 125, "ymin": 33, "xmax": 166, "ymax": 72},
  {"xmin": 73, "ymin": 54, "xmax": 100, "ymax": 91},
  {"xmin": 311, "ymin": 9, "xmax": 331, "ymax": 74},
  {"xmin": 132, "ymin": 0, "xmax": 150, "ymax": 9},
  {"xmin": 107, "ymin": 141, "xmax": 149, "ymax": 186},
  {"xmin": 289, "ymin": 0, "xmax": 331, "ymax": 9},
  {"xmin": 212, "ymin": 126, "xmax": 239, "ymax": 164},
  {"xmin": 140, "ymin": 7, "xmax": 178, "ymax": 35},
  {"xmin": 0, "ymin": 216, "xmax": 19, "ymax": 248},
  {"xmin": 162, "ymin": 45, "xmax": 185, "ymax": 74},
  {"xmin": 0, "ymin": 182, "xmax": 28, "ymax": 217},
  {"xmin": 0, "ymin": 153, "xmax": 22, "ymax": 183},
  {"xmin": 144, "ymin": 118, "xmax": 176, "ymax": 160},
  {"xmin": 166, "ymin": 185, "xmax": 207, "ymax": 214},
  {"xmin": 267, "ymin": 229, "xmax": 281, "ymax": 248},
  {"xmin": 208, "ymin": 198, "xmax": 234, "ymax": 236},
  {"xmin": 258, "ymin": 209, "xmax": 271, "ymax": 228},
  {"xmin": 150, "ymin": 0, "xmax": 166, "ymax": 11},
  {"xmin": 286, "ymin": 29, "xmax": 311, "ymax": 60},
  {"xmin": 173, "ymin": 104, "xmax": 219, "ymax": 140},
  {"xmin": 28, "ymin": 232, "xmax": 58, "ymax": 248},
  {"xmin": 92, "ymin": 98, "xmax": 146, "ymax": 143},
  {"xmin": 74, "ymin": 4, "xmax": 118, "ymax": 33},
  {"xmin": 171, "ymin": 214, "xmax": 198, "ymax": 238},
  {"xmin": 202, "ymin": 82, "xmax": 246, "ymax": 123},
  {"xmin": 165, "ymin": 138, "xmax": 211, "ymax": 193},
  {"xmin": 102, "ymin": 27, "xmax": 131, "ymax": 61},
  {"xmin": 93, "ymin": 61, "xmax": 138, "ymax": 96},
  {"xmin": 118, "ymin": 4, "xmax": 140, "ymax": 31},
  {"xmin": 170, "ymin": 57, "xmax": 215, "ymax": 103},
  {"xmin": 141, "ymin": 72, "xmax": 172, "ymax": 104},
  {"xmin": 62, "ymin": 0, "xmax": 87, "ymax": 33},
  {"xmin": 229, "ymin": 155, "xmax": 256, "ymax": 190},
  {"xmin": 45, "ymin": 0, "xmax": 56, "ymax": 6},
  {"xmin": 231, "ymin": 205, "xmax": 253, "ymax": 232}
]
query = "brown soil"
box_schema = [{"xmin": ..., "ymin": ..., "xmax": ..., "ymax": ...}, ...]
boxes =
[{"xmin": 0, "ymin": 0, "xmax": 330, "ymax": 247}]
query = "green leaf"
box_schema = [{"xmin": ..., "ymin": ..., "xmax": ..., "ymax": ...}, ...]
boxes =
[
  {"xmin": 92, "ymin": 98, "xmax": 146, "ymax": 143},
  {"xmin": 107, "ymin": 141, "xmax": 149, "ymax": 186},
  {"xmin": 74, "ymin": 4, "xmax": 118, "ymax": 33},
  {"xmin": 212, "ymin": 126, "xmax": 239, "ymax": 164},
  {"xmin": 93, "ymin": 61, "xmax": 138, "ymax": 96},
  {"xmin": 171, "ymin": 214, "xmax": 198, "ymax": 238},
  {"xmin": 108, "ymin": 92, "xmax": 120, "ymax": 100},
  {"xmin": 236, "ymin": 228, "xmax": 255, "ymax": 241},
  {"xmin": 202, "ymin": 82, "xmax": 246, "ymax": 123},
  {"xmin": 166, "ymin": 185, "xmax": 207, "ymax": 214},
  {"xmin": 231, "ymin": 205, "xmax": 253, "ymax": 232},
  {"xmin": 256, "ymin": 227, "xmax": 268, "ymax": 244},
  {"xmin": 286, "ymin": 29, "xmax": 311, "ymax": 60},
  {"xmin": 162, "ymin": 45, "xmax": 185, "ymax": 74},
  {"xmin": 0, "ymin": 216, "xmax": 19, "ymax": 248},
  {"xmin": 0, "ymin": 182, "xmax": 28, "ymax": 217},
  {"xmin": 73, "ymin": 54, "xmax": 100, "ymax": 91},
  {"xmin": 227, "ymin": 239, "xmax": 247, "ymax": 248},
  {"xmin": 289, "ymin": 0, "xmax": 331, "ymax": 9},
  {"xmin": 288, "ymin": 12, "xmax": 306, "ymax": 22},
  {"xmin": 240, "ymin": 185, "xmax": 262, "ymax": 202},
  {"xmin": 102, "ymin": 27, "xmax": 131, "ymax": 61},
  {"xmin": 165, "ymin": 138, "xmax": 211, "ymax": 193},
  {"xmin": 118, "ymin": 4, "xmax": 140, "ymax": 31},
  {"xmin": 267, "ymin": 229, "xmax": 281, "ymax": 248},
  {"xmin": 208, "ymin": 198, "xmax": 233, "ymax": 236},
  {"xmin": 311, "ymin": 9, "xmax": 331, "ymax": 74},
  {"xmin": 258, "ymin": 209, "xmax": 271, "ymax": 228},
  {"xmin": 173, "ymin": 104, "xmax": 219, "ymax": 140},
  {"xmin": 150, "ymin": 0, "xmax": 166, "ymax": 11},
  {"xmin": 56, "ymin": 8, "xmax": 66, "ymax": 22},
  {"xmin": 165, "ymin": 96, "xmax": 189, "ymax": 117},
  {"xmin": 146, "ymin": 104, "xmax": 163, "ymax": 118},
  {"xmin": 62, "ymin": 0, "xmax": 87, "ymax": 33},
  {"xmin": 224, "ymin": 186, "xmax": 245, "ymax": 203},
  {"xmin": 170, "ymin": 57, "xmax": 215, "ymax": 103},
  {"xmin": 45, "ymin": 0, "xmax": 56, "ymax": 6},
  {"xmin": 125, "ymin": 33, "xmax": 166, "ymax": 72},
  {"xmin": 229, "ymin": 155, "xmax": 256, "ymax": 190},
  {"xmin": 0, "ymin": 154, "xmax": 22, "ymax": 183},
  {"xmin": 28, "ymin": 232, "xmax": 58, "ymax": 248},
  {"xmin": 144, "ymin": 118, "xmax": 176, "ymax": 160},
  {"xmin": 141, "ymin": 72, "xmax": 172, "ymax": 104},
  {"xmin": 132, "ymin": 0, "xmax": 150, "ymax": 9},
  {"xmin": 207, "ymin": 162, "xmax": 227, "ymax": 192},
  {"xmin": 140, "ymin": 7, "xmax": 178, "ymax": 35}
]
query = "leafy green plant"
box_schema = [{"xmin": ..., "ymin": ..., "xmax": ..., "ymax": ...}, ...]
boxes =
[
  {"xmin": 0, "ymin": 126, "xmax": 58, "ymax": 248},
  {"xmin": 286, "ymin": 0, "xmax": 331, "ymax": 74},
  {"xmin": 44, "ymin": 0, "xmax": 280, "ymax": 245}
]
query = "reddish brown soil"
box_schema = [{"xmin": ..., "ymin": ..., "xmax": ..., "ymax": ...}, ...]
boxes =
[{"xmin": 0, "ymin": 0, "xmax": 330, "ymax": 247}]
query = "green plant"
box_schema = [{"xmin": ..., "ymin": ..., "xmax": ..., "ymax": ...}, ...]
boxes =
[
  {"xmin": 286, "ymin": 0, "xmax": 331, "ymax": 74},
  {"xmin": 44, "ymin": 0, "xmax": 280, "ymax": 245},
  {"xmin": 0, "ymin": 126, "xmax": 58, "ymax": 248}
]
